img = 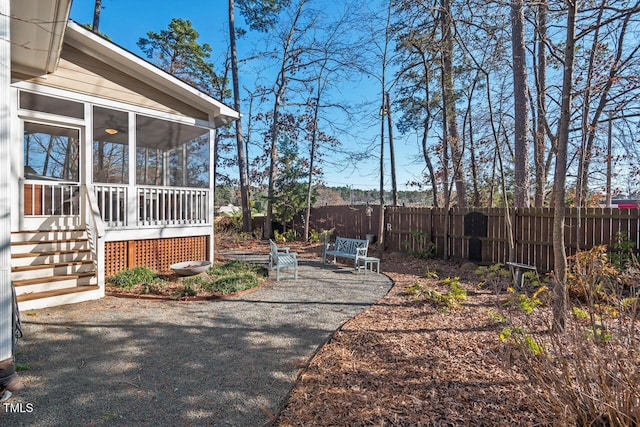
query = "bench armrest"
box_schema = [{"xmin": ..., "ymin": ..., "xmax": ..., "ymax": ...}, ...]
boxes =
[{"xmin": 278, "ymin": 246, "xmax": 290, "ymax": 253}]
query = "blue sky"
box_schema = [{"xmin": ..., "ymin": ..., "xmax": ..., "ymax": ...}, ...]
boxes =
[{"xmin": 70, "ymin": 0, "xmax": 423, "ymax": 192}]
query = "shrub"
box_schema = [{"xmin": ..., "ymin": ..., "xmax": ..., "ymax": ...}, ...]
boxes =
[
  {"xmin": 400, "ymin": 230, "xmax": 435, "ymax": 259},
  {"xmin": 502, "ymin": 246, "xmax": 640, "ymax": 425},
  {"xmin": 109, "ymin": 267, "xmax": 162, "ymax": 289},
  {"xmin": 407, "ymin": 277, "xmax": 467, "ymax": 311}
]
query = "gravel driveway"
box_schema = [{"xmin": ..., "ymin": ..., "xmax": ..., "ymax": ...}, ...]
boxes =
[{"xmin": 0, "ymin": 260, "xmax": 392, "ymax": 426}]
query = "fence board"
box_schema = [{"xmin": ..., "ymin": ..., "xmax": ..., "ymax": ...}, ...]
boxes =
[{"xmin": 306, "ymin": 205, "xmax": 640, "ymax": 273}]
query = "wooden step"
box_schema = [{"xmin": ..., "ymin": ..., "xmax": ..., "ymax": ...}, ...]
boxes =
[
  {"xmin": 11, "ymin": 238, "xmax": 88, "ymax": 246},
  {"xmin": 13, "ymin": 272, "xmax": 96, "ymax": 287},
  {"xmin": 12, "ymin": 260, "xmax": 94, "ymax": 272},
  {"xmin": 12, "ymin": 249, "xmax": 90, "ymax": 258},
  {"xmin": 17, "ymin": 285, "xmax": 100, "ymax": 303}
]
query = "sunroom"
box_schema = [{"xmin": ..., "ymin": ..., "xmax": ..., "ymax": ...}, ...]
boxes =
[{"xmin": 10, "ymin": 20, "xmax": 239, "ymax": 310}]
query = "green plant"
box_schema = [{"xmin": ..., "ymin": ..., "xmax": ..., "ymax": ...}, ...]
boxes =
[
  {"xmin": 173, "ymin": 283, "xmax": 197, "ymax": 299},
  {"xmin": 499, "ymin": 327, "xmax": 544, "ymax": 356},
  {"xmin": 487, "ymin": 310, "xmax": 506, "ymax": 324},
  {"xmin": 442, "ymin": 276, "xmax": 467, "ymax": 301},
  {"xmin": 519, "ymin": 286, "xmax": 547, "ymax": 313},
  {"xmin": 608, "ymin": 231, "xmax": 636, "ymax": 268},
  {"xmin": 572, "ymin": 306, "xmax": 590, "ymax": 319},
  {"xmin": 309, "ymin": 229, "xmax": 320, "ymax": 243},
  {"xmin": 203, "ymin": 261, "xmax": 268, "ymax": 295},
  {"xmin": 408, "ymin": 277, "xmax": 467, "ymax": 310},
  {"xmin": 273, "ymin": 229, "xmax": 286, "ymax": 243},
  {"xmin": 109, "ymin": 267, "xmax": 162, "ymax": 289},
  {"xmin": 400, "ymin": 230, "xmax": 435, "ymax": 259},
  {"xmin": 284, "ymin": 229, "xmax": 299, "ymax": 242},
  {"xmin": 318, "ymin": 228, "xmax": 335, "ymax": 244},
  {"xmin": 15, "ymin": 362, "xmax": 30, "ymax": 372},
  {"xmin": 475, "ymin": 263, "xmax": 511, "ymax": 289},
  {"xmin": 424, "ymin": 270, "xmax": 439, "ymax": 279}
]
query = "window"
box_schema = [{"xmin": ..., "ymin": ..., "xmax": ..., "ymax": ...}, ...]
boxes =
[
  {"xmin": 93, "ymin": 107, "xmax": 129, "ymax": 184},
  {"xmin": 19, "ymin": 92, "xmax": 84, "ymax": 119},
  {"xmin": 24, "ymin": 122, "xmax": 79, "ymax": 181}
]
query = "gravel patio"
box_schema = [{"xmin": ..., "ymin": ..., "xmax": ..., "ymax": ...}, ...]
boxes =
[{"xmin": 0, "ymin": 259, "xmax": 392, "ymax": 426}]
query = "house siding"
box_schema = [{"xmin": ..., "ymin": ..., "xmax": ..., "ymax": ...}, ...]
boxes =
[
  {"xmin": 15, "ymin": 45, "xmax": 208, "ymax": 121},
  {"xmin": 1, "ymin": 0, "xmax": 13, "ymax": 362}
]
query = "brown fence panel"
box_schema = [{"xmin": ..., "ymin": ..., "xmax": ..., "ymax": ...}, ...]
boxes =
[
  {"xmin": 307, "ymin": 205, "xmax": 380, "ymax": 241},
  {"xmin": 307, "ymin": 205, "xmax": 640, "ymax": 273},
  {"xmin": 385, "ymin": 207, "xmax": 432, "ymax": 253},
  {"xmin": 516, "ymin": 207, "xmax": 554, "ymax": 271}
]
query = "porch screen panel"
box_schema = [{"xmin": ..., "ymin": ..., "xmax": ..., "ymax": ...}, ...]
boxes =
[
  {"xmin": 24, "ymin": 122, "xmax": 80, "ymax": 181},
  {"xmin": 93, "ymin": 107, "xmax": 128, "ymax": 184},
  {"xmin": 135, "ymin": 114, "xmax": 209, "ymax": 188}
]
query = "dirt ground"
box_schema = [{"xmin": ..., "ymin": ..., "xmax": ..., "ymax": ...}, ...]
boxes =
[
  {"xmin": 213, "ymin": 236, "xmax": 640, "ymax": 426},
  {"xmin": 215, "ymin": 237, "xmax": 549, "ymax": 425},
  {"xmin": 272, "ymin": 251, "xmax": 550, "ymax": 426}
]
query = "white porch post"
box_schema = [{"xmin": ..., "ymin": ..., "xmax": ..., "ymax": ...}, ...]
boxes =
[
  {"xmin": 127, "ymin": 111, "xmax": 137, "ymax": 227},
  {"xmin": 0, "ymin": 0, "xmax": 16, "ymax": 379},
  {"xmin": 209, "ymin": 126, "xmax": 215, "ymax": 262}
]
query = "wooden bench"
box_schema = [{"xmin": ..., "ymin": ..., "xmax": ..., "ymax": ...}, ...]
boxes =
[
  {"xmin": 506, "ymin": 261, "xmax": 537, "ymax": 292},
  {"xmin": 269, "ymin": 239, "xmax": 298, "ymax": 281},
  {"xmin": 324, "ymin": 237, "xmax": 369, "ymax": 269}
]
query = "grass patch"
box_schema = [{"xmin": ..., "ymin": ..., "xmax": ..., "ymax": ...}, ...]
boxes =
[
  {"xmin": 185, "ymin": 261, "xmax": 268, "ymax": 295},
  {"xmin": 107, "ymin": 261, "xmax": 267, "ymax": 298},
  {"xmin": 108, "ymin": 267, "xmax": 163, "ymax": 289}
]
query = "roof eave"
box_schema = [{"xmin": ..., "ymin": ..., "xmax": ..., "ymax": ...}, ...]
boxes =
[{"xmin": 64, "ymin": 21, "xmax": 240, "ymax": 127}]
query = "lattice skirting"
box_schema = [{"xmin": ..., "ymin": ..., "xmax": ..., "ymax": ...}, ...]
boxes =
[{"xmin": 104, "ymin": 236, "xmax": 209, "ymax": 277}]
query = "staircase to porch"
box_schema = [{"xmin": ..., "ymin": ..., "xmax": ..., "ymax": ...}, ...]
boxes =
[{"xmin": 11, "ymin": 229, "xmax": 102, "ymax": 311}]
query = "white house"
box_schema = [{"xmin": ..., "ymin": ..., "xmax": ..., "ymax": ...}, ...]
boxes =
[{"xmin": 1, "ymin": 0, "xmax": 239, "ymax": 391}]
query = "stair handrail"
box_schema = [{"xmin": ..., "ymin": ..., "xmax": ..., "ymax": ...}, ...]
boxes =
[{"xmin": 82, "ymin": 184, "xmax": 105, "ymax": 294}]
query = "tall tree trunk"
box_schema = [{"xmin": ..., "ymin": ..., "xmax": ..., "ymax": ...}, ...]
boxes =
[
  {"xmin": 575, "ymin": 5, "xmax": 604, "ymax": 209},
  {"xmin": 605, "ymin": 112, "xmax": 613, "ymax": 206},
  {"xmin": 533, "ymin": 0, "xmax": 548, "ymax": 207},
  {"xmin": 304, "ymin": 84, "xmax": 321, "ymax": 242},
  {"xmin": 92, "ymin": 0, "xmax": 102, "ymax": 33},
  {"xmin": 386, "ymin": 92, "xmax": 398, "ymax": 207},
  {"xmin": 415, "ymin": 46, "xmax": 438, "ymax": 207},
  {"xmin": 228, "ymin": 0, "xmax": 252, "ymax": 233},
  {"xmin": 511, "ymin": 0, "xmax": 531, "ymax": 208},
  {"xmin": 552, "ymin": 0, "xmax": 578, "ymax": 333},
  {"xmin": 464, "ymin": 75, "xmax": 481, "ymax": 207},
  {"xmin": 441, "ymin": 0, "xmax": 466, "ymax": 207}
]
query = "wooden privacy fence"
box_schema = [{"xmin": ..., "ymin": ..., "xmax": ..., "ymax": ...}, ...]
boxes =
[{"xmin": 305, "ymin": 206, "xmax": 640, "ymax": 272}]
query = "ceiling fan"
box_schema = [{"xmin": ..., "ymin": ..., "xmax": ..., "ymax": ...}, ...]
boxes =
[{"xmin": 104, "ymin": 115, "xmax": 127, "ymax": 135}]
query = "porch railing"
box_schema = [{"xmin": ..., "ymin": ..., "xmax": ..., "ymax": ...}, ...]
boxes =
[
  {"xmin": 23, "ymin": 181, "xmax": 210, "ymax": 229},
  {"xmin": 82, "ymin": 184, "xmax": 105, "ymax": 292},
  {"xmin": 93, "ymin": 184, "xmax": 210, "ymax": 228},
  {"xmin": 137, "ymin": 186, "xmax": 209, "ymax": 226},
  {"xmin": 22, "ymin": 180, "xmax": 80, "ymax": 216},
  {"xmin": 93, "ymin": 184, "xmax": 128, "ymax": 227}
]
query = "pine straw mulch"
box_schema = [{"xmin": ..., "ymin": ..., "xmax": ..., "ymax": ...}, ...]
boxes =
[{"xmin": 275, "ymin": 255, "xmax": 553, "ymax": 426}]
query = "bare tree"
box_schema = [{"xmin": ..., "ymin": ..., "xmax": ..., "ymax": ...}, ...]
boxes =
[
  {"xmin": 510, "ymin": 0, "xmax": 531, "ymax": 208},
  {"xmin": 92, "ymin": 0, "xmax": 102, "ymax": 33},
  {"xmin": 264, "ymin": 0, "xmax": 307, "ymax": 239},
  {"xmin": 228, "ymin": 0, "xmax": 252, "ymax": 232},
  {"xmin": 441, "ymin": 0, "xmax": 467, "ymax": 208},
  {"xmin": 552, "ymin": 0, "xmax": 579, "ymax": 332}
]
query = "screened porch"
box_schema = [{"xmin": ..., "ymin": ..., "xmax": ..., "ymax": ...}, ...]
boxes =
[{"xmin": 21, "ymin": 94, "xmax": 214, "ymax": 231}]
